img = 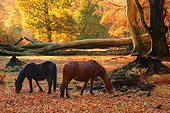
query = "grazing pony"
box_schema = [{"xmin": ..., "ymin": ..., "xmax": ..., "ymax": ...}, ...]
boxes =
[
  {"xmin": 15, "ymin": 61, "xmax": 57, "ymax": 94},
  {"xmin": 60, "ymin": 60, "xmax": 113, "ymax": 98}
]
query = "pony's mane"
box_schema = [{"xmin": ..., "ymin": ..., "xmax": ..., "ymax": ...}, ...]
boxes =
[
  {"xmin": 17, "ymin": 62, "xmax": 37, "ymax": 83},
  {"xmin": 17, "ymin": 65, "xmax": 27, "ymax": 84},
  {"xmin": 93, "ymin": 61, "xmax": 107, "ymax": 77}
]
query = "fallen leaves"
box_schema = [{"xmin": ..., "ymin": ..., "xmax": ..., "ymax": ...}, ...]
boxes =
[
  {"xmin": 0, "ymin": 55, "xmax": 170, "ymax": 112},
  {"xmin": 0, "ymin": 72, "xmax": 8, "ymax": 84}
]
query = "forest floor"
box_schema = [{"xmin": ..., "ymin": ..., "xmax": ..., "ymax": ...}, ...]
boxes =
[{"xmin": 0, "ymin": 55, "xmax": 170, "ymax": 113}]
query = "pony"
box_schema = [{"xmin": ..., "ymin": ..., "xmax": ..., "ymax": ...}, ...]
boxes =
[
  {"xmin": 60, "ymin": 60, "xmax": 113, "ymax": 98},
  {"xmin": 15, "ymin": 61, "xmax": 57, "ymax": 94}
]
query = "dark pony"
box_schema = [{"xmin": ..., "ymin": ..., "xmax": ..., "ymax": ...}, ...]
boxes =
[
  {"xmin": 60, "ymin": 60, "xmax": 113, "ymax": 98},
  {"xmin": 15, "ymin": 61, "xmax": 57, "ymax": 94}
]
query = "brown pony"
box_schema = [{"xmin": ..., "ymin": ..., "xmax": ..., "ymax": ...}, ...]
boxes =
[{"xmin": 60, "ymin": 60, "xmax": 113, "ymax": 98}]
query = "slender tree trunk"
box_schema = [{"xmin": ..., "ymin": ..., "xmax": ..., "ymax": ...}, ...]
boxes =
[
  {"xmin": 126, "ymin": 0, "xmax": 149, "ymax": 55},
  {"xmin": 149, "ymin": 0, "xmax": 169, "ymax": 57},
  {"xmin": 44, "ymin": 1, "xmax": 52, "ymax": 42},
  {"xmin": 47, "ymin": 27, "xmax": 52, "ymax": 42}
]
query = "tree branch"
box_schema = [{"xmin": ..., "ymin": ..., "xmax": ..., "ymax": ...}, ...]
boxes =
[
  {"xmin": 24, "ymin": 37, "xmax": 36, "ymax": 43},
  {"xmin": 134, "ymin": 0, "xmax": 151, "ymax": 36},
  {"xmin": 106, "ymin": 0, "xmax": 126, "ymax": 8},
  {"xmin": 163, "ymin": 8, "xmax": 167, "ymax": 21},
  {"xmin": 0, "ymin": 43, "xmax": 11, "ymax": 47},
  {"xmin": 0, "ymin": 49, "xmax": 36, "ymax": 56},
  {"xmin": 14, "ymin": 38, "xmax": 24, "ymax": 46}
]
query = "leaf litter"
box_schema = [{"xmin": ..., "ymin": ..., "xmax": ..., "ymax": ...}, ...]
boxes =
[{"xmin": 0, "ymin": 55, "xmax": 170, "ymax": 112}]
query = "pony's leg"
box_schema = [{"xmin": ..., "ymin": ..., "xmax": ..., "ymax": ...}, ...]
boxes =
[
  {"xmin": 60, "ymin": 81, "xmax": 66, "ymax": 98},
  {"xmin": 81, "ymin": 80, "xmax": 89, "ymax": 95},
  {"xmin": 90, "ymin": 78, "xmax": 95, "ymax": 95},
  {"xmin": 65, "ymin": 79, "xmax": 72, "ymax": 98},
  {"xmin": 53, "ymin": 79, "xmax": 56, "ymax": 92},
  {"xmin": 66, "ymin": 84, "xmax": 70, "ymax": 98},
  {"xmin": 60, "ymin": 79, "xmax": 71, "ymax": 98},
  {"xmin": 28, "ymin": 78, "xmax": 33, "ymax": 93},
  {"xmin": 47, "ymin": 78, "xmax": 52, "ymax": 94},
  {"xmin": 53, "ymin": 72, "xmax": 57, "ymax": 92},
  {"xmin": 35, "ymin": 80, "xmax": 43, "ymax": 92}
]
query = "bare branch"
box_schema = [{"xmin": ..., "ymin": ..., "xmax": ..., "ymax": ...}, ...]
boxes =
[
  {"xmin": 106, "ymin": 0, "xmax": 126, "ymax": 8},
  {"xmin": 0, "ymin": 49, "xmax": 36, "ymax": 56},
  {"xmin": 0, "ymin": 43, "xmax": 11, "ymax": 47},
  {"xmin": 24, "ymin": 37, "xmax": 36, "ymax": 43},
  {"xmin": 163, "ymin": 8, "xmax": 167, "ymax": 21},
  {"xmin": 134, "ymin": 0, "xmax": 151, "ymax": 36},
  {"xmin": 14, "ymin": 38, "xmax": 24, "ymax": 46}
]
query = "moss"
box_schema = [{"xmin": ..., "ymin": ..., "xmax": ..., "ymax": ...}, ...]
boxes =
[
  {"xmin": 4, "ymin": 66, "xmax": 22, "ymax": 72},
  {"xmin": 108, "ymin": 61, "xmax": 139, "ymax": 76}
]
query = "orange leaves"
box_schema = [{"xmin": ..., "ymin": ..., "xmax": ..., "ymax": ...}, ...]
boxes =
[
  {"xmin": 99, "ymin": 0, "xmax": 128, "ymax": 37},
  {"xmin": 0, "ymin": 55, "xmax": 170, "ymax": 112},
  {"xmin": 151, "ymin": 75, "xmax": 170, "ymax": 85},
  {"xmin": 0, "ymin": 0, "xmax": 22, "ymax": 44}
]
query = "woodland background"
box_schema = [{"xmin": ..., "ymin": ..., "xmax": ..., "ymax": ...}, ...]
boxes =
[{"xmin": 0, "ymin": 0, "xmax": 169, "ymax": 44}]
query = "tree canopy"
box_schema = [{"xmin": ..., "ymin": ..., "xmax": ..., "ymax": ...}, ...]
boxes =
[
  {"xmin": 0, "ymin": 0, "xmax": 170, "ymax": 57},
  {"xmin": 16, "ymin": 0, "xmax": 78, "ymax": 42}
]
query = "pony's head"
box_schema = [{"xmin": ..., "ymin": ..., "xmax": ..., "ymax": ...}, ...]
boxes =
[
  {"xmin": 103, "ymin": 72, "xmax": 114, "ymax": 93},
  {"xmin": 97, "ymin": 63, "xmax": 113, "ymax": 93},
  {"xmin": 15, "ymin": 79, "xmax": 22, "ymax": 93}
]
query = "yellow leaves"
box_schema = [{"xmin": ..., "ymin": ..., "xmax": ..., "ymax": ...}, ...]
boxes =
[
  {"xmin": 51, "ymin": 8, "xmax": 71, "ymax": 19},
  {"xmin": 109, "ymin": 27, "xmax": 128, "ymax": 37},
  {"xmin": 16, "ymin": 0, "xmax": 78, "ymax": 42}
]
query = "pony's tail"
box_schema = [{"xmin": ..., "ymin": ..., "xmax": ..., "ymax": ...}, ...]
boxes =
[
  {"xmin": 59, "ymin": 65, "xmax": 67, "ymax": 91},
  {"xmin": 53, "ymin": 64, "xmax": 57, "ymax": 92}
]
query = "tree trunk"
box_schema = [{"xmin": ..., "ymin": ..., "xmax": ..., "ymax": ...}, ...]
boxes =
[
  {"xmin": 0, "ymin": 36, "xmax": 150, "ymax": 55},
  {"xmin": 109, "ymin": 0, "xmax": 170, "ymax": 93},
  {"xmin": 29, "ymin": 38, "xmax": 135, "ymax": 54},
  {"xmin": 126, "ymin": 0, "xmax": 150, "ymax": 56},
  {"xmin": 149, "ymin": 0, "xmax": 169, "ymax": 57}
]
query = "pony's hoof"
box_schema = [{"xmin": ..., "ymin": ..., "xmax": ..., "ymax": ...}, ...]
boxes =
[
  {"xmin": 47, "ymin": 92, "xmax": 51, "ymax": 94},
  {"xmin": 60, "ymin": 95, "xmax": 64, "ymax": 98},
  {"xmin": 40, "ymin": 89, "xmax": 43, "ymax": 92},
  {"xmin": 66, "ymin": 95, "xmax": 70, "ymax": 98},
  {"xmin": 29, "ymin": 90, "xmax": 33, "ymax": 93},
  {"xmin": 53, "ymin": 90, "xmax": 56, "ymax": 92},
  {"xmin": 80, "ymin": 93, "xmax": 83, "ymax": 95},
  {"xmin": 90, "ymin": 92, "xmax": 94, "ymax": 95}
]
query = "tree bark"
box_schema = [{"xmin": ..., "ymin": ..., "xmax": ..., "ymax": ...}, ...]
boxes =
[
  {"xmin": 149, "ymin": 0, "xmax": 169, "ymax": 57},
  {"xmin": 28, "ymin": 38, "xmax": 135, "ymax": 54},
  {"xmin": 126, "ymin": 0, "xmax": 151, "ymax": 56},
  {"xmin": 0, "ymin": 36, "xmax": 150, "ymax": 55}
]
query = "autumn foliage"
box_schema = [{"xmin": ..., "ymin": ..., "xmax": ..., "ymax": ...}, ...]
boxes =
[
  {"xmin": 0, "ymin": 0, "xmax": 170, "ymax": 43},
  {"xmin": 0, "ymin": 56, "xmax": 170, "ymax": 112}
]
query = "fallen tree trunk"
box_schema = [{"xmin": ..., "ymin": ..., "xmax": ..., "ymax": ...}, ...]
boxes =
[
  {"xmin": 0, "ymin": 49, "xmax": 36, "ymax": 56},
  {"xmin": 0, "ymin": 35, "xmax": 150, "ymax": 55},
  {"xmin": 29, "ymin": 38, "xmax": 134, "ymax": 54}
]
